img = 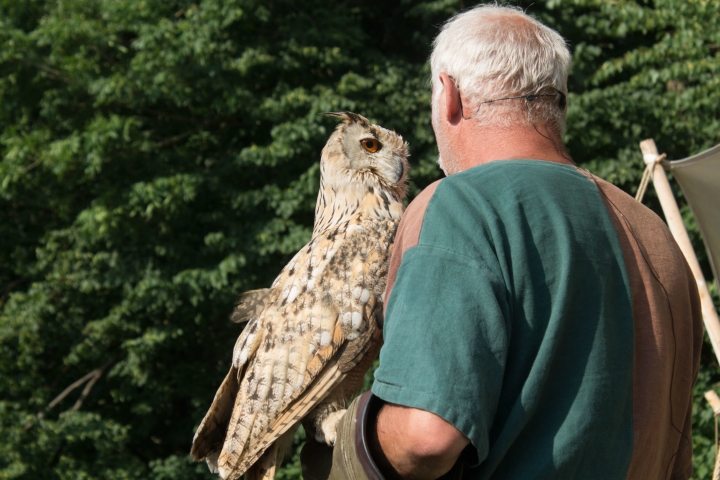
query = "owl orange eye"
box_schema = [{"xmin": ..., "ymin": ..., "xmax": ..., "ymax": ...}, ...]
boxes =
[{"xmin": 360, "ymin": 138, "xmax": 381, "ymax": 153}]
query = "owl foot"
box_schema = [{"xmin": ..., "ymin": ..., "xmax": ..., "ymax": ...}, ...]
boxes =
[{"xmin": 315, "ymin": 409, "xmax": 347, "ymax": 445}]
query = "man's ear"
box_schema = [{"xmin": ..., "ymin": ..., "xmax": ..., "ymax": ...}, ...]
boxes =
[{"xmin": 439, "ymin": 72, "xmax": 462, "ymax": 123}]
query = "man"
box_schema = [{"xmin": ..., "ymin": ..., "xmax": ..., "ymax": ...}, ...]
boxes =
[{"xmin": 303, "ymin": 5, "xmax": 703, "ymax": 479}]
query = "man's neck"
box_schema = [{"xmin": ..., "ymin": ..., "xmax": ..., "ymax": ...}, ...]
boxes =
[{"xmin": 450, "ymin": 122, "xmax": 574, "ymax": 173}]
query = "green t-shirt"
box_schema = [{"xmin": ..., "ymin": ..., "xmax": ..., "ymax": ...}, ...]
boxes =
[{"xmin": 372, "ymin": 161, "xmax": 634, "ymax": 479}]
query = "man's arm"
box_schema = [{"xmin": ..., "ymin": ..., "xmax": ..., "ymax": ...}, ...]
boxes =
[
  {"xmin": 301, "ymin": 393, "xmax": 470, "ymax": 480},
  {"xmin": 369, "ymin": 403, "xmax": 470, "ymax": 479}
]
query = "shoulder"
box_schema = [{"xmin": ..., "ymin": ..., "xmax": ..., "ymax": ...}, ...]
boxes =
[
  {"xmin": 401, "ymin": 179, "xmax": 443, "ymax": 229},
  {"xmin": 391, "ymin": 179, "xmax": 443, "ymax": 255},
  {"xmin": 580, "ymin": 170, "xmax": 677, "ymax": 256},
  {"xmin": 426, "ymin": 160, "xmax": 596, "ymax": 213},
  {"xmin": 391, "ymin": 170, "xmax": 496, "ymax": 254},
  {"xmin": 383, "ymin": 179, "xmax": 447, "ymax": 308},
  {"xmin": 586, "ymin": 172, "xmax": 668, "ymax": 233},
  {"xmin": 416, "ymin": 161, "xmax": 596, "ymax": 243},
  {"xmin": 584, "ymin": 170, "xmax": 693, "ymax": 284}
]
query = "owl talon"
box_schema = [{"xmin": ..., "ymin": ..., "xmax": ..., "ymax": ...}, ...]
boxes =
[{"xmin": 316, "ymin": 409, "xmax": 347, "ymax": 445}]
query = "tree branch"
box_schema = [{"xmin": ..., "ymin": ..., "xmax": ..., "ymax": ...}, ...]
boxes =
[
  {"xmin": 23, "ymin": 60, "xmax": 72, "ymax": 83},
  {"xmin": 156, "ymin": 127, "xmax": 202, "ymax": 147},
  {"xmin": 72, "ymin": 365, "xmax": 105, "ymax": 411},
  {"xmin": 22, "ymin": 157, "xmax": 42, "ymax": 173},
  {"xmin": 38, "ymin": 357, "xmax": 119, "ymax": 420}
]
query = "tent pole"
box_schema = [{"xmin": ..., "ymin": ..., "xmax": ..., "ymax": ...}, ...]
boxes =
[{"xmin": 640, "ymin": 139, "xmax": 720, "ymax": 363}]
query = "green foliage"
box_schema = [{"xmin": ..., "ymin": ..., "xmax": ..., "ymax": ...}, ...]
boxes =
[{"xmin": 0, "ymin": 0, "xmax": 718, "ymax": 478}]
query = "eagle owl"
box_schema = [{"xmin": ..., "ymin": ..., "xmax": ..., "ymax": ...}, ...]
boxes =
[{"xmin": 191, "ymin": 112, "xmax": 409, "ymax": 480}]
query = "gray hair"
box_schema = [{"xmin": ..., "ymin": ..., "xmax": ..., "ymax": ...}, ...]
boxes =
[{"xmin": 430, "ymin": 5, "xmax": 571, "ymax": 131}]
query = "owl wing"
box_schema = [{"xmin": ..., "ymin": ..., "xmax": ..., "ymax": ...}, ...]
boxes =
[
  {"xmin": 214, "ymin": 218, "xmax": 393, "ymax": 478},
  {"xmin": 191, "ymin": 245, "xmax": 317, "ymax": 464},
  {"xmin": 190, "ymin": 291, "xmax": 277, "ymax": 467}
]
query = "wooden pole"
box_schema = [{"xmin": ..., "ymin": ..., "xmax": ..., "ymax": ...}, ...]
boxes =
[{"xmin": 640, "ymin": 139, "xmax": 720, "ymax": 364}]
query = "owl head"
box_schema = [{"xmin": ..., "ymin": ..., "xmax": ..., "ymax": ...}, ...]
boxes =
[{"xmin": 320, "ymin": 112, "xmax": 409, "ymax": 199}]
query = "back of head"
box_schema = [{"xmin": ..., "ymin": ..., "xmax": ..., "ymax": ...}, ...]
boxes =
[{"xmin": 430, "ymin": 5, "xmax": 571, "ymax": 133}]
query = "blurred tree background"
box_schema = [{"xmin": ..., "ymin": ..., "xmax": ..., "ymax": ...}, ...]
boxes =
[{"xmin": 0, "ymin": 0, "xmax": 718, "ymax": 478}]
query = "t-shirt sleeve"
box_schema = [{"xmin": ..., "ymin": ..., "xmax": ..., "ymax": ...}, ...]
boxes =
[{"xmin": 371, "ymin": 243, "xmax": 510, "ymax": 463}]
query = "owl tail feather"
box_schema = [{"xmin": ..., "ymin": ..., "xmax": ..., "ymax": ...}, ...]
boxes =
[{"xmin": 244, "ymin": 443, "xmax": 278, "ymax": 480}]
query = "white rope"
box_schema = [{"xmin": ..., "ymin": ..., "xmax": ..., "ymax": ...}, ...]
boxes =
[{"xmin": 635, "ymin": 153, "xmax": 667, "ymax": 203}]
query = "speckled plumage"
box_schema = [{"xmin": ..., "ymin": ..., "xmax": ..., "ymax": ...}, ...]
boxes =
[{"xmin": 191, "ymin": 112, "xmax": 409, "ymax": 480}]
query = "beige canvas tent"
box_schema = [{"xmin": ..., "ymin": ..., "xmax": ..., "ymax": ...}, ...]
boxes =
[{"xmin": 670, "ymin": 143, "xmax": 720, "ymax": 284}]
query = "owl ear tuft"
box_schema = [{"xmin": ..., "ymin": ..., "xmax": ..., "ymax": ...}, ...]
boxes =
[{"xmin": 322, "ymin": 111, "xmax": 371, "ymax": 127}]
